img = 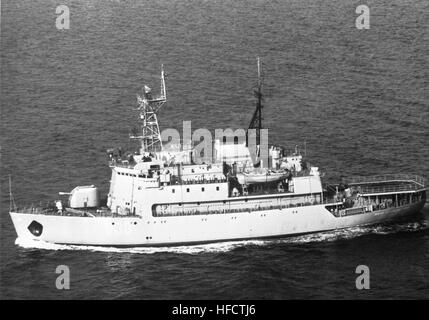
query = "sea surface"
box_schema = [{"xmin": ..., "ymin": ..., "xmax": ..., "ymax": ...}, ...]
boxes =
[{"xmin": 1, "ymin": 0, "xmax": 428, "ymax": 299}]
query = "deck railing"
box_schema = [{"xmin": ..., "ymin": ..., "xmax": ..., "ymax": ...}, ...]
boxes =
[
  {"xmin": 171, "ymin": 176, "xmax": 228, "ymax": 185},
  {"xmin": 109, "ymin": 161, "xmax": 135, "ymax": 169},
  {"xmin": 359, "ymin": 184, "xmax": 424, "ymax": 195},
  {"xmin": 342, "ymin": 174, "xmax": 426, "ymax": 188}
]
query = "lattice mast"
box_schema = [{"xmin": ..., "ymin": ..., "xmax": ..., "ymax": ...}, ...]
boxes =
[{"xmin": 131, "ymin": 65, "xmax": 167, "ymax": 154}]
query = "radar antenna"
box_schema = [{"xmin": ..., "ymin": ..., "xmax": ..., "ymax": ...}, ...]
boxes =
[{"xmin": 131, "ymin": 65, "xmax": 167, "ymax": 154}]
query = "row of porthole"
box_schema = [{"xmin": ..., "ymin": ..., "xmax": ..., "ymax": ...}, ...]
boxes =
[
  {"xmin": 172, "ymin": 186, "xmax": 221, "ymax": 193},
  {"xmin": 111, "ymin": 221, "xmax": 138, "ymax": 225},
  {"xmin": 118, "ymin": 172, "xmax": 137, "ymax": 177},
  {"xmin": 111, "ymin": 221, "xmax": 168, "ymax": 226},
  {"xmin": 118, "ymin": 172, "xmax": 157, "ymax": 180},
  {"xmin": 146, "ymin": 236, "xmax": 153, "ymax": 240}
]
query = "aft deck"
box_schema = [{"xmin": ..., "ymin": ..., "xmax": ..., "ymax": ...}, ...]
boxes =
[
  {"xmin": 325, "ymin": 174, "xmax": 427, "ymax": 218},
  {"xmin": 342, "ymin": 174, "xmax": 426, "ymax": 188},
  {"xmin": 342, "ymin": 174, "xmax": 426, "ymax": 195}
]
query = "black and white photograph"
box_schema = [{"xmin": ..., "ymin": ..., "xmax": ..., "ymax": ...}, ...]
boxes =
[{"xmin": 0, "ymin": 0, "xmax": 428, "ymax": 304}]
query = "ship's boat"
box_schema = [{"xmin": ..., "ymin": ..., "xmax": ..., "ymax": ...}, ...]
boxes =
[{"xmin": 236, "ymin": 171, "xmax": 288, "ymax": 185}]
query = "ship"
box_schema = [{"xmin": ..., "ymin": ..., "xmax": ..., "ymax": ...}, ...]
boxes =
[{"xmin": 9, "ymin": 60, "xmax": 427, "ymax": 247}]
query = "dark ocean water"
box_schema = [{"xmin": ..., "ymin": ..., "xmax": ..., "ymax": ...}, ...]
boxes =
[{"xmin": 1, "ymin": 0, "xmax": 428, "ymax": 299}]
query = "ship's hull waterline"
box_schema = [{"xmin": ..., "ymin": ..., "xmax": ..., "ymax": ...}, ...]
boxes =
[{"xmin": 10, "ymin": 200, "xmax": 425, "ymax": 247}]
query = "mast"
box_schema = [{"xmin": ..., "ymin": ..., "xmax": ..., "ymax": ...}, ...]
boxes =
[
  {"xmin": 248, "ymin": 57, "xmax": 263, "ymax": 146},
  {"xmin": 131, "ymin": 65, "xmax": 167, "ymax": 154}
]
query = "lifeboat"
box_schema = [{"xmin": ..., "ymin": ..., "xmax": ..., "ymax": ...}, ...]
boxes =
[{"xmin": 236, "ymin": 170, "xmax": 289, "ymax": 185}]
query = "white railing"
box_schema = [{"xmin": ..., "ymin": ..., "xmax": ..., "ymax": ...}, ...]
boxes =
[
  {"xmin": 359, "ymin": 184, "xmax": 424, "ymax": 195},
  {"xmin": 342, "ymin": 174, "xmax": 426, "ymax": 188}
]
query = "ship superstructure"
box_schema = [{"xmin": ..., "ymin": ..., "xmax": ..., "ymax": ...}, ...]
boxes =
[{"xmin": 9, "ymin": 61, "xmax": 427, "ymax": 247}]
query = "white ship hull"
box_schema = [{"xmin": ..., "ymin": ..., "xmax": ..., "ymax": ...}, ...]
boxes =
[{"xmin": 9, "ymin": 200, "xmax": 424, "ymax": 247}]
